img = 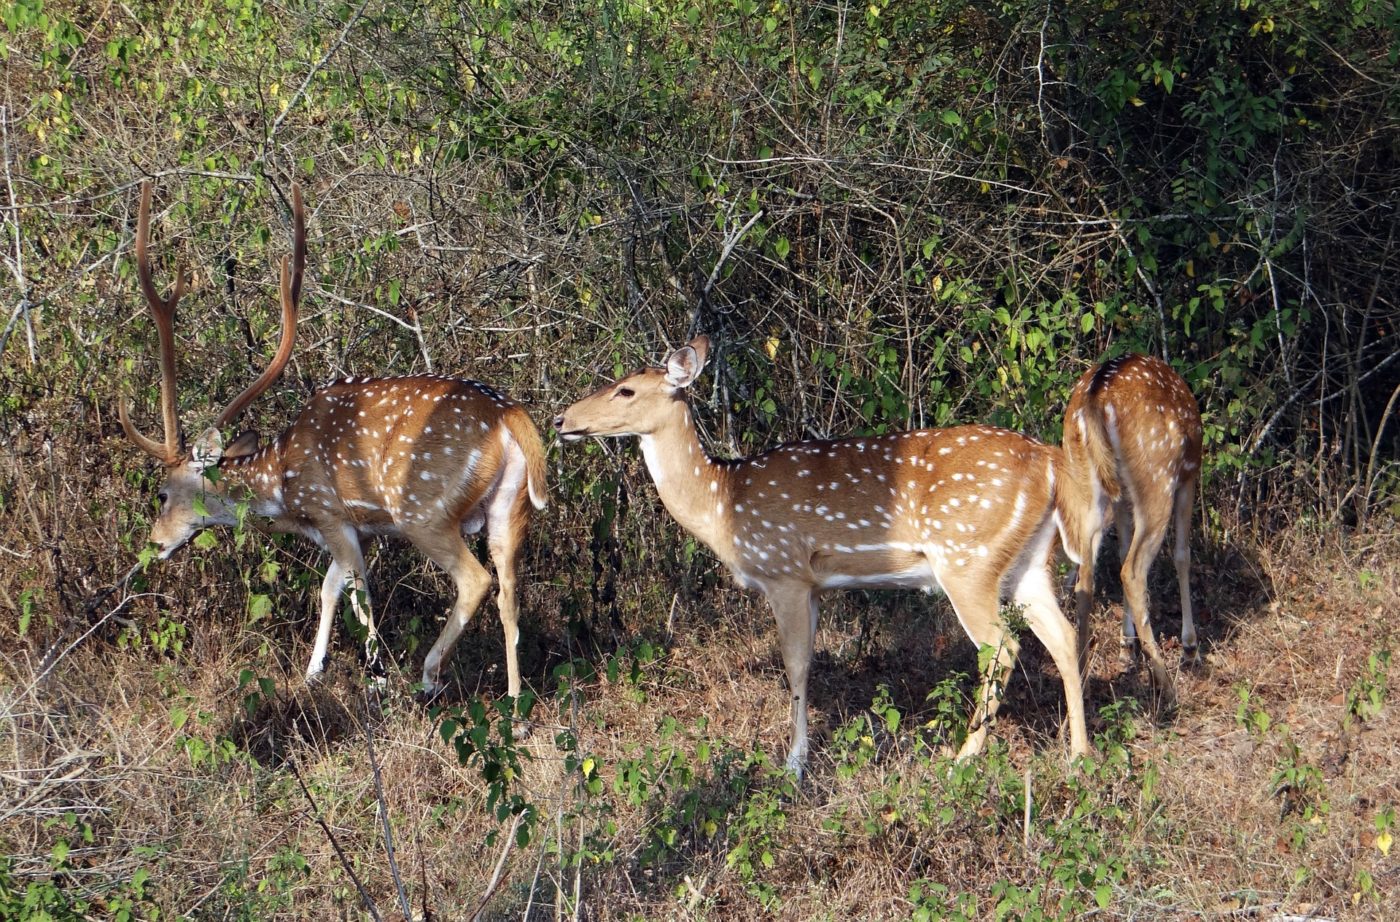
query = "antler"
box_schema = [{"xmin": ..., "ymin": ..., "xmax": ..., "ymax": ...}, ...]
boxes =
[
  {"xmin": 214, "ymin": 183, "xmax": 306, "ymax": 430},
  {"xmin": 119, "ymin": 180, "xmax": 189, "ymax": 464}
]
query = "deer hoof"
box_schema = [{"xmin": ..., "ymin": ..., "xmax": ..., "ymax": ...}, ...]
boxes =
[
  {"xmin": 1118, "ymin": 638, "xmax": 1142, "ymax": 670},
  {"xmin": 1180, "ymin": 645, "xmax": 1203, "ymax": 669}
]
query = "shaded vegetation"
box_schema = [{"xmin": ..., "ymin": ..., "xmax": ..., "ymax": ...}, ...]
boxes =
[{"xmin": 1, "ymin": 0, "xmax": 1397, "ymax": 917}]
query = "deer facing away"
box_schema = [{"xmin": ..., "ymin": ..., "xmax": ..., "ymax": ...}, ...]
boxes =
[
  {"xmin": 1055, "ymin": 352, "xmax": 1203, "ymax": 699},
  {"xmin": 119, "ymin": 182, "xmax": 547, "ymax": 699},
  {"xmin": 555, "ymin": 335, "xmax": 1088, "ymax": 779}
]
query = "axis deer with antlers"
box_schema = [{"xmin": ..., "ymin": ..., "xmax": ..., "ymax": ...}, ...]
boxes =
[
  {"xmin": 555, "ymin": 336, "xmax": 1088, "ymax": 778},
  {"xmin": 118, "ymin": 181, "xmax": 547, "ymax": 700},
  {"xmin": 1056, "ymin": 353, "xmax": 1203, "ymax": 698}
]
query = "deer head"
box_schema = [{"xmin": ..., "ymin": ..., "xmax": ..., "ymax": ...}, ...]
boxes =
[{"xmin": 120, "ymin": 181, "xmax": 305, "ymax": 557}]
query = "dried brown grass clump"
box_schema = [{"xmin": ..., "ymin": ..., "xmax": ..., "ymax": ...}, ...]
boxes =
[{"xmin": 5, "ymin": 487, "xmax": 1396, "ymax": 919}]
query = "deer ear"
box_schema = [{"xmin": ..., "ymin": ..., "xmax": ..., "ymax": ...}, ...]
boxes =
[
  {"xmin": 665, "ymin": 336, "xmax": 710, "ymax": 388},
  {"xmin": 224, "ymin": 429, "xmax": 261, "ymax": 459},
  {"xmin": 189, "ymin": 426, "xmax": 225, "ymax": 472}
]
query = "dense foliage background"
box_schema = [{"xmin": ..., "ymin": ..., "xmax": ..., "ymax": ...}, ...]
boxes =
[{"xmin": 2, "ymin": 0, "xmax": 1397, "ymax": 917}]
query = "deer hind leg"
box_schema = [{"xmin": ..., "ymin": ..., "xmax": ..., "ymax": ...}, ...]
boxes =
[
  {"xmin": 1114, "ymin": 498, "xmax": 1143, "ymax": 669},
  {"xmin": 309, "ymin": 526, "xmax": 380, "ymax": 681},
  {"xmin": 1009, "ymin": 522, "xmax": 1090, "ymax": 759},
  {"xmin": 1173, "ymin": 479, "xmax": 1200, "ymax": 667},
  {"xmin": 1118, "ymin": 500, "xmax": 1176, "ymax": 707},
  {"xmin": 1072, "ymin": 497, "xmax": 1111, "ymax": 675},
  {"xmin": 486, "ymin": 474, "xmax": 534, "ymax": 707},
  {"xmin": 767, "ymin": 582, "xmax": 818, "ymax": 780},
  {"xmin": 409, "ymin": 523, "xmax": 494, "ymax": 699}
]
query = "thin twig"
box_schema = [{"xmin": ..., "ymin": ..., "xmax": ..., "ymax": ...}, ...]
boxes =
[
  {"xmin": 470, "ymin": 811, "xmax": 525, "ymax": 921},
  {"xmin": 1023, "ymin": 767, "xmax": 1033, "ymax": 850},
  {"xmin": 702, "ymin": 209, "xmax": 764, "ymax": 299},
  {"xmin": 288, "ymin": 756, "xmax": 383, "ymax": 922},
  {"xmin": 10, "ymin": 562, "xmax": 144, "ymax": 710},
  {"xmin": 361, "ymin": 690, "xmax": 412, "ymax": 920},
  {"xmin": 318, "ymin": 289, "xmax": 426, "ymax": 333},
  {"xmin": 265, "ymin": 0, "xmax": 374, "ymax": 149},
  {"xmin": 1, "ymin": 102, "xmax": 36, "ymax": 364},
  {"xmin": 1360, "ymin": 378, "xmax": 1400, "ymax": 525}
]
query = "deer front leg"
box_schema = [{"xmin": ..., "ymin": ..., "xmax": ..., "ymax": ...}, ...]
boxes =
[
  {"xmin": 308, "ymin": 527, "xmax": 380, "ymax": 682},
  {"xmin": 768, "ymin": 584, "xmax": 817, "ymax": 780},
  {"xmin": 308, "ymin": 557, "xmax": 349, "ymax": 681}
]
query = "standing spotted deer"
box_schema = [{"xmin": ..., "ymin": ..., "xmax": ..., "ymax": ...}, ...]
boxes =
[
  {"xmin": 119, "ymin": 181, "xmax": 547, "ymax": 699},
  {"xmin": 555, "ymin": 336, "xmax": 1088, "ymax": 779},
  {"xmin": 1056, "ymin": 353, "xmax": 1203, "ymax": 698}
]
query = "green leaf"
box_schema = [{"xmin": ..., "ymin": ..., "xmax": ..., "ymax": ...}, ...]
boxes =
[
  {"xmin": 1081, "ymin": 312, "xmax": 1096, "ymax": 333},
  {"xmin": 18, "ymin": 588, "xmax": 34, "ymax": 636},
  {"xmin": 247, "ymin": 593, "xmax": 273, "ymax": 624},
  {"xmin": 193, "ymin": 530, "xmax": 217, "ymax": 551},
  {"xmin": 774, "ymin": 237, "xmax": 790, "ymax": 260}
]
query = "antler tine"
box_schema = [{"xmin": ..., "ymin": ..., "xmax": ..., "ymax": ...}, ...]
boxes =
[
  {"xmin": 214, "ymin": 183, "xmax": 306, "ymax": 430},
  {"xmin": 122, "ymin": 180, "xmax": 189, "ymax": 463}
]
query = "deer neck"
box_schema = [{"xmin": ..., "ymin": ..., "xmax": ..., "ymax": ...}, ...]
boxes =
[
  {"xmin": 636, "ymin": 404, "xmax": 734, "ymax": 558},
  {"xmin": 217, "ymin": 432, "xmax": 292, "ymax": 519}
]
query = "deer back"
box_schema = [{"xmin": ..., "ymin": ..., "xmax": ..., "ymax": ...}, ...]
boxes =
[{"xmin": 224, "ymin": 375, "xmax": 546, "ymax": 532}]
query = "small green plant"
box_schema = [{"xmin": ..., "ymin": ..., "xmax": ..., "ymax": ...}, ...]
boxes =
[
  {"xmin": 1234, "ymin": 683, "xmax": 1273, "ymax": 737},
  {"xmin": 17, "ymin": 586, "xmax": 37, "ymax": 637},
  {"xmin": 437, "ymin": 692, "xmax": 538, "ymax": 846},
  {"xmin": 1344, "ymin": 647, "xmax": 1391, "ymax": 725},
  {"xmin": 1271, "ymin": 738, "xmax": 1327, "ymax": 837},
  {"xmin": 117, "ymin": 611, "xmax": 188, "ymax": 656},
  {"xmin": 236, "ymin": 668, "xmax": 276, "ymax": 717},
  {"xmin": 724, "ymin": 761, "xmax": 796, "ymax": 910},
  {"xmin": 909, "ymin": 879, "xmax": 978, "ymax": 921},
  {"xmin": 920, "ymin": 672, "xmax": 972, "ymax": 755},
  {"xmin": 1375, "ymin": 805, "xmax": 1395, "ymax": 857},
  {"xmin": 830, "ymin": 684, "xmax": 902, "ymax": 779}
]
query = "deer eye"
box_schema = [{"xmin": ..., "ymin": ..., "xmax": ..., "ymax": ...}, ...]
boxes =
[
  {"xmin": 616, "ymin": 386, "xmax": 635, "ymax": 399},
  {"xmin": 157, "ymin": 491, "xmax": 169, "ymax": 506}
]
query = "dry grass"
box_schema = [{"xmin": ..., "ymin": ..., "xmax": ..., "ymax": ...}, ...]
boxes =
[{"xmin": 3, "ymin": 465, "xmax": 1397, "ymax": 920}]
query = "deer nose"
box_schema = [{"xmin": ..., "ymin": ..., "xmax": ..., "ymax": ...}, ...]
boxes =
[{"xmin": 552, "ymin": 415, "xmax": 565, "ymax": 431}]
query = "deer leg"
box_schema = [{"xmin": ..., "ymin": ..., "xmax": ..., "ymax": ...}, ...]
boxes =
[
  {"xmin": 486, "ymin": 489, "xmax": 531, "ymax": 708},
  {"xmin": 409, "ymin": 525, "xmax": 494, "ymax": 699},
  {"xmin": 1119, "ymin": 510, "xmax": 1176, "ymax": 707},
  {"xmin": 768, "ymin": 583, "xmax": 817, "ymax": 780},
  {"xmin": 1174, "ymin": 482, "xmax": 1200, "ymax": 667},
  {"xmin": 308, "ymin": 558, "xmax": 348, "ymax": 681},
  {"xmin": 1010, "ymin": 525, "xmax": 1090, "ymax": 759},
  {"xmin": 940, "ymin": 567, "xmax": 1018, "ymax": 761},
  {"xmin": 1113, "ymin": 499, "xmax": 1142, "ymax": 669},
  {"xmin": 309, "ymin": 527, "xmax": 379, "ymax": 680},
  {"xmin": 1073, "ymin": 498, "xmax": 1110, "ymax": 675}
]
